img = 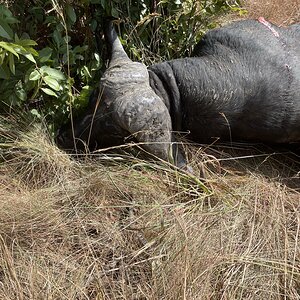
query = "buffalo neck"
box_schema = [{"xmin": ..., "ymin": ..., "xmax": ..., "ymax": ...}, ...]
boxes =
[
  {"xmin": 148, "ymin": 57, "xmax": 228, "ymax": 134},
  {"xmin": 148, "ymin": 62, "xmax": 182, "ymax": 133}
]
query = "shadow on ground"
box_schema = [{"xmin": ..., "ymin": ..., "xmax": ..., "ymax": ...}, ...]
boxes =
[{"xmin": 188, "ymin": 141, "xmax": 300, "ymax": 191}]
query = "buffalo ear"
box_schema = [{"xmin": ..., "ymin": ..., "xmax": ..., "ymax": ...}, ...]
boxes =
[{"xmin": 114, "ymin": 91, "xmax": 174, "ymax": 163}]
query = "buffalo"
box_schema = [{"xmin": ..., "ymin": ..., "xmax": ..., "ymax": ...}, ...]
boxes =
[{"xmin": 56, "ymin": 19, "xmax": 300, "ymax": 168}]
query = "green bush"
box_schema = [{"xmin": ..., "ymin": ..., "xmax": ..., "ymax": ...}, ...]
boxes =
[{"xmin": 0, "ymin": 0, "xmax": 244, "ymax": 131}]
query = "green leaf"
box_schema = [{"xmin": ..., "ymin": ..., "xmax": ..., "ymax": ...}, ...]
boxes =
[
  {"xmin": 82, "ymin": 65, "xmax": 92, "ymax": 78},
  {"xmin": 23, "ymin": 52, "xmax": 36, "ymax": 63},
  {"xmin": 8, "ymin": 52, "xmax": 15, "ymax": 74},
  {"xmin": 94, "ymin": 52, "xmax": 100, "ymax": 62},
  {"xmin": 8, "ymin": 93, "xmax": 19, "ymax": 106},
  {"xmin": 20, "ymin": 32, "xmax": 30, "ymax": 40},
  {"xmin": 0, "ymin": 52, "xmax": 5, "ymax": 65},
  {"xmin": 14, "ymin": 44, "xmax": 39, "ymax": 57},
  {"xmin": 0, "ymin": 41, "xmax": 19, "ymax": 57},
  {"xmin": 99, "ymin": 0, "xmax": 106, "ymax": 8},
  {"xmin": 66, "ymin": 5, "xmax": 76, "ymax": 23},
  {"xmin": 39, "ymin": 47, "xmax": 53, "ymax": 62},
  {"xmin": 0, "ymin": 65, "xmax": 10, "ymax": 79},
  {"xmin": 40, "ymin": 66, "xmax": 65, "ymax": 81},
  {"xmin": 0, "ymin": 5, "xmax": 13, "ymax": 18},
  {"xmin": 79, "ymin": 85, "xmax": 92, "ymax": 107},
  {"xmin": 30, "ymin": 109, "xmax": 41, "ymax": 118},
  {"xmin": 73, "ymin": 45, "xmax": 88, "ymax": 54},
  {"xmin": 14, "ymin": 45, "xmax": 37, "ymax": 62},
  {"xmin": 91, "ymin": 19, "xmax": 97, "ymax": 32},
  {"xmin": 25, "ymin": 47, "xmax": 39, "ymax": 57},
  {"xmin": 111, "ymin": 7, "xmax": 119, "ymax": 18},
  {"xmin": 63, "ymin": 35, "xmax": 71, "ymax": 43},
  {"xmin": 5, "ymin": 17, "xmax": 19, "ymax": 25},
  {"xmin": 67, "ymin": 77, "xmax": 74, "ymax": 86},
  {"xmin": 29, "ymin": 69, "xmax": 41, "ymax": 81},
  {"xmin": 15, "ymin": 87, "xmax": 27, "ymax": 101},
  {"xmin": 43, "ymin": 76, "xmax": 61, "ymax": 91},
  {"xmin": 75, "ymin": 54, "xmax": 84, "ymax": 61},
  {"xmin": 16, "ymin": 39, "xmax": 38, "ymax": 47},
  {"xmin": 41, "ymin": 87, "xmax": 58, "ymax": 97},
  {"xmin": 53, "ymin": 29, "xmax": 62, "ymax": 47},
  {"xmin": 14, "ymin": 33, "xmax": 19, "ymax": 42},
  {"xmin": 0, "ymin": 19, "xmax": 13, "ymax": 40}
]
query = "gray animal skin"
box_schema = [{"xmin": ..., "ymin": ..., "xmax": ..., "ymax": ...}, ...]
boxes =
[{"xmin": 56, "ymin": 19, "xmax": 300, "ymax": 168}]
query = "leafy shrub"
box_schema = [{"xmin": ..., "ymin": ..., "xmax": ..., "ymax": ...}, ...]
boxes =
[{"xmin": 0, "ymin": 0, "xmax": 243, "ymax": 131}]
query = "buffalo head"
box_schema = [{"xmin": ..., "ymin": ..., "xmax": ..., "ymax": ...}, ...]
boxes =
[{"xmin": 56, "ymin": 22, "xmax": 176, "ymax": 164}]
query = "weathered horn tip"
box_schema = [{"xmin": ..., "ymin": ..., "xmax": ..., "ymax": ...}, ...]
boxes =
[
  {"xmin": 104, "ymin": 20, "xmax": 118, "ymax": 45},
  {"xmin": 104, "ymin": 19, "xmax": 131, "ymax": 63}
]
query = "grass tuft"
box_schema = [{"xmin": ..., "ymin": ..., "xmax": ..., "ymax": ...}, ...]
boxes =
[{"xmin": 0, "ymin": 113, "xmax": 299, "ymax": 299}]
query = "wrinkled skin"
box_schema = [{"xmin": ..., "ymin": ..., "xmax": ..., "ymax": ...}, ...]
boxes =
[{"xmin": 57, "ymin": 19, "xmax": 300, "ymax": 167}]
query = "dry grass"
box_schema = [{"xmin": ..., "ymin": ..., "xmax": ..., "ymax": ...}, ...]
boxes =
[
  {"xmin": 0, "ymin": 2, "xmax": 299, "ymax": 299},
  {"xmin": 242, "ymin": 0, "xmax": 300, "ymax": 25},
  {"xmin": 0, "ymin": 114, "xmax": 299, "ymax": 299}
]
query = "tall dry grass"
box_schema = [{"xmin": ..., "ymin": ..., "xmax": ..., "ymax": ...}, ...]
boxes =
[
  {"xmin": 0, "ymin": 113, "xmax": 299, "ymax": 299},
  {"xmin": 0, "ymin": 2, "xmax": 300, "ymax": 299}
]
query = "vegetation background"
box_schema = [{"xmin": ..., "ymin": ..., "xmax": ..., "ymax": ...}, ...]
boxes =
[
  {"xmin": 0, "ymin": 0, "xmax": 246, "ymax": 130},
  {"xmin": 0, "ymin": 0, "xmax": 299, "ymax": 299}
]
